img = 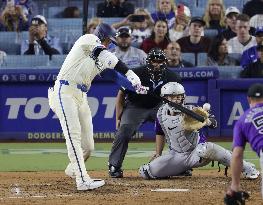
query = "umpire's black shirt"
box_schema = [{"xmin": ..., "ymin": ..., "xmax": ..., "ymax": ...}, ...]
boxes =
[{"xmin": 124, "ymin": 66, "xmax": 181, "ymax": 109}]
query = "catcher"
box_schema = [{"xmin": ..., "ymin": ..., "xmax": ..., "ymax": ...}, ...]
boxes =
[{"xmin": 139, "ymin": 82, "xmax": 260, "ymax": 180}]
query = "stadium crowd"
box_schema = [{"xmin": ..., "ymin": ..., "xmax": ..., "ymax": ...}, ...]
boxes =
[{"xmin": 0, "ymin": 0, "xmax": 262, "ymax": 77}]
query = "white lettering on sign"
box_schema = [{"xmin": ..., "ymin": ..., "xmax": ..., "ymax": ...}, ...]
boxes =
[
  {"xmin": 227, "ymin": 102, "xmax": 244, "ymax": 125},
  {"xmin": 5, "ymin": 97, "xmax": 117, "ymax": 119},
  {"xmin": 102, "ymin": 97, "xmax": 116, "ymax": 118},
  {"xmin": 4, "ymin": 96, "xmax": 202, "ymax": 120}
]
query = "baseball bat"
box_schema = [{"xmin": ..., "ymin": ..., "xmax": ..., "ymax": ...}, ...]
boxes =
[
  {"xmin": 100, "ymin": 70, "xmax": 206, "ymax": 123},
  {"xmin": 153, "ymin": 95, "xmax": 206, "ymax": 123}
]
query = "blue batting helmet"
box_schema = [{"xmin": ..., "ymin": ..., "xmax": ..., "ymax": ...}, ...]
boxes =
[{"xmin": 93, "ymin": 23, "xmax": 117, "ymax": 44}]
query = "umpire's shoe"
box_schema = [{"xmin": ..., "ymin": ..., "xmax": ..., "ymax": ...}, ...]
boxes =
[{"xmin": 109, "ymin": 165, "xmax": 123, "ymax": 178}]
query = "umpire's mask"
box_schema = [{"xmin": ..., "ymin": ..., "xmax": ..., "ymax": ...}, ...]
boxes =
[{"xmin": 146, "ymin": 48, "xmax": 168, "ymax": 81}]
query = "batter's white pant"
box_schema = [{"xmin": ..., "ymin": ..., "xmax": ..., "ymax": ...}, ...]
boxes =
[{"xmin": 49, "ymin": 80, "xmax": 94, "ymax": 184}]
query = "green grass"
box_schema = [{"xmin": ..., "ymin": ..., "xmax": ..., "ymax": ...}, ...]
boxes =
[{"xmin": 0, "ymin": 142, "xmax": 259, "ymax": 172}]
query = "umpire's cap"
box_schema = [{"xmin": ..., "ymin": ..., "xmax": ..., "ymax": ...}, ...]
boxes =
[
  {"xmin": 93, "ymin": 23, "xmax": 117, "ymax": 44},
  {"xmin": 247, "ymin": 83, "xmax": 263, "ymax": 98}
]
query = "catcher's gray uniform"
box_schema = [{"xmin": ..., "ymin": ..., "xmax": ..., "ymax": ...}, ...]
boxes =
[{"xmin": 139, "ymin": 104, "xmax": 259, "ymax": 179}]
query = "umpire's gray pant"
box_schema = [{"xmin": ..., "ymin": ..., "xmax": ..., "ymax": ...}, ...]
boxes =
[{"xmin": 109, "ymin": 102, "xmax": 159, "ymax": 168}]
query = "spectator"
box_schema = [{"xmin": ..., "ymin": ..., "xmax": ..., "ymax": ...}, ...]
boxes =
[
  {"xmin": 240, "ymin": 42, "xmax": 263, "ymax": 78},
  {"xmin": 165, "ymin": 42, "xmax": 193, "ymax": 68},
  {"xmin": 114, "ymin": 27, "xmax": 147, "ymax": 68},
  {"xmin": 219, "ymin": 6, "xmax": 240, "ymax": 40},
  {"xmin": 140, "ymin": 19, "xmax": 170, "ymax": 53},
  {"xmin": 243, "ymin": 0, "xmax": 263, "ymax": 18},
  {"xmin": 203, "ymin": 0, "xmax": 226, "ymax": 32},
  {"xmin": 151, "ymin": 0, "xmax": 176, "ymax": 29},
  {"xmin": 250, "ymin": 14, "xmax": 263, "ymax": 28},
  {"xmin": 21, "ymin": 15, "xmax": 62, "ymax": 57},
  {"xmin": 227, "ymin": 14, "xmax": 257, "ymax": 54},
  {"xmin": 97, "ymin": 0, "xmax": 134, "ymax": 17},
  {"xmin": 130, "ymin": 8, "xmax": 153, "ymax": 47},
  {"xmin": 16, "ymin": 0, "xmax": 39, "ymax": 19},
  {"xmin": 0, "ymin": 0, "xmax": 29, "ymax": 31},
  {"xmin": 62, "ymin": 6, "xmax": 80, "ymax": 18},
  {"xmin": 112, "ymin": 8, "xmax": 154, "ymax": 47},
  {"xmin": 169, "ymin": 4, "xmax": 191, "ymax": 42},
  {"xmin": 176, "ymin": 17, "xmax": 211, "ymax": 54},
  {"xmin": 207, "ymin": 36, "xmax": 238, "ymax": 66},
  {"xmin": 241, "ymin": 27, "xmax": 263, "ymax": 68},
  {"xmin": 86, "ymin": 18, "xmax": 102, "ymax": 34}
]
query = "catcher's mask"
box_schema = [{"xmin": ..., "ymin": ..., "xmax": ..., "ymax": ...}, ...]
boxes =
[
  {"xmin": 146, "ymin": 48, "xmax": 167, "ymax": 81},
  {"xmin": 161, "ymin": 82, "xmax": 186, "ymax": 113}
]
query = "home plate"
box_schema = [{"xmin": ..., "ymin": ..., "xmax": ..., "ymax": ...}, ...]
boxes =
[{"xmin": 151, "ymin": 188, "xmax": 189, "ymax": 192}]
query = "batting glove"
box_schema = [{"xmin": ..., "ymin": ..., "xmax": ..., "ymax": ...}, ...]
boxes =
[{"xmin": 126, "ymin": 70, "xmax": 149, "ymax": 94}]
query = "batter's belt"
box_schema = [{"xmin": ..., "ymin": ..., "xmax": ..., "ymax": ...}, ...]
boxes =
[{"xmin": 59, "ymin": 80, "xmax": 88, "ymax": 93}]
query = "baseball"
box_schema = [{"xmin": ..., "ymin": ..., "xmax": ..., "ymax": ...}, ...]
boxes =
[{"xmin": 203, "ymin": 103, "xmax": 211, "ymax": 111}]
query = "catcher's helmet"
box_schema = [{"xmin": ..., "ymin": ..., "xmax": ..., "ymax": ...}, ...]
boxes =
[
  {"xmin": 93, "ymin": 23, "xmax": 117, "ymax": 44},
  {"xmin": 146, "ymin": 48, "xmax": 167, "ymax": 81},
  {"xmin": 161, "ymin": 82, "xmax": 186, "ymax": 110},
  {"xmin": 161, "ymin": 82, "xmax": 185, "ymax": 97}
]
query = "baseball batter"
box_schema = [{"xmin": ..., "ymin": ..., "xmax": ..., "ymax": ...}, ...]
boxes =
[
  {"xmin": 139, "ymin": 82, "xmax": 260, "ymax": 180},
  {"xmin": 48, "ymin": 23, "xmax": 148, "ymax": 191}
]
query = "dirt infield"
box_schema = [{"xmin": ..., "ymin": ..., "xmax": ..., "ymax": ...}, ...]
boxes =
[{"xmin": 0, "ymin": 170, "xmax": 261, "ymax": 205}]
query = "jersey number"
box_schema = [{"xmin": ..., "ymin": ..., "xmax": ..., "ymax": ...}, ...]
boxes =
[{"xmin": 252, "ymin": 116, "xmax": 263, "ymax": 134}]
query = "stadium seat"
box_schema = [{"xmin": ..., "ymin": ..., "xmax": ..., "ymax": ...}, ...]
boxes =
[
  {"xmin": 197, "ymin": 53, "xmax": 208, "ymax": 66},
  {"xmin": 0, "ymin": 32, "xmax": 19, "ymax": 43},
  {"xmin": 0, "ymin": 42, "xmax": 21, "ymax": 55},
  {"xmin": 99, "ymin": 17, "xmax": 125, "ymax": 25},
  {"xmin": 228, "ymin": 53, "xmax": 241, "ymax": 64},
  {"xmin": 197, "ymin": 0, "xmax": 208, "ymax": 8},
  {"xmin": 224, "ymin": 0, "xmax": 244, "ymax": 11},
  {"xmin": 47, "ymin": 18, "xmax": 82, "ymax": 31},
  {"xmin": 50, "ymin": 55, "xmax": 67, "ymax": 67},
  {"xmin": 47, "ymin": 6, "xmax": 66, "ymax": 18},
  {"xmin": 204, "ymin": 29, "xmax": 218, "ymax": 40},
  {"xmin": 218, "ymin": 66, "xmax": 242, "ymax": 79},
  {"xmin": 176, "ymin": 0, "xmax": 197, "ymax": 11},
  {"xmin": 1, "ymin": 55, "xmax": 49, "ymax": 68},
  {"xmin": 191, "ymin": 7, "xmax": 205, "ymax": 17},
  {"xmin": 181, "ymin": 53, "xmax": 196, "ymax": 66}
]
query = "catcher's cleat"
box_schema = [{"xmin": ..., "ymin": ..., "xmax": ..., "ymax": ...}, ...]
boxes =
[
  {"xmin": 177, "ymin": 169, "xmax": 192, "ymax": 176},
  {"xmin": 65, "ymin": 163, "xmax": 76, "ymax": 179},
  {"xmin": 77, "ymin": 179, "xmax": 105, "ymax": 191},
  {"xmin": 109, "ymin": 165, "xmax": 123, "ymax": 178},
  {"xmin": 242, "ymin": 162, "xmax": 260, "ymax": 179}
]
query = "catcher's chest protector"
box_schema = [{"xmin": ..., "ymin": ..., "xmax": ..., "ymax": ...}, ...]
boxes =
[{"xmin": 157, "ymin": 104, "xmax": 199, "ymax": 153}]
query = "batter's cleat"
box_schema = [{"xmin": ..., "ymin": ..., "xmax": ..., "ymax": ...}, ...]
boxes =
[
  {"xmin": 65, "ymin": 163, "xmax": 76, "ymax": 179},
  {"xmin": 77, "ymin": 179, "xmax": 105, "ymax": 191},
  {"xmin": 242, "ymin": 162, "xmax": 260, "ymax": 179},
  {"xmin": 109, "ymin": 165, "xmax": 123, "ymax": 178}
]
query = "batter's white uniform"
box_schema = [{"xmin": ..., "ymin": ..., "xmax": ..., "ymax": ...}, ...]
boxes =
[{"xmin": 48, "ymin": 34, "xmax": 119, "ymax": 185}]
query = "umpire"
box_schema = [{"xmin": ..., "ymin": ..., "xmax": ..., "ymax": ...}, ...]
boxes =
[{"xmin": 108, "ymin": 48, "xmax": 182, "ymax": 178}]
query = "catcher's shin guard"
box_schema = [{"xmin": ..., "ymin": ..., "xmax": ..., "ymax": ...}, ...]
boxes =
[
  {"xmin": 139, "ymin": 164, "xmax": 156, "ymax": 179},
  {"xmin": 196, "ymin": 142, "xmax": 232, "ymax": 167}
]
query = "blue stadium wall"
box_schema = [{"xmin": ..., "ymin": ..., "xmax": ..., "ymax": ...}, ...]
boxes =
[{"xmin": 0, "ymin": 67, "xmax": 262, "ymax": 142}]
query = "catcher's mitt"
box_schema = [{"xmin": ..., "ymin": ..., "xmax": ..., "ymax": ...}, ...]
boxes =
[
  {"xmin": 183, "ymin": 107, "xmax": 209, "ymax": 131},
  {"xmin": 224, "ymin": 190, "xmax": 250, "ymax": 205}
]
